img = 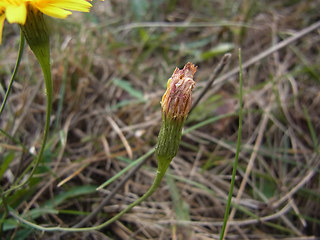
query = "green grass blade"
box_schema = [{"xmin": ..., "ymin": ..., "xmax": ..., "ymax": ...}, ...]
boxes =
[
  {"xmin": 96, "ymin": 148, "xmax": 155, "ymax": 190},
  {"xmin": 220, "ymin": 48, "xmax": 243, "ymax": 240},
  {"xmin": 303, "ymin": 106, "xmax": 319, "ymax": 154},
  {"xmin": 0, "ymin": 152, "xmax": 15, "ymax": 179},
  {"xmin": 0, "ymin": 31, "xmax": 25, "ymax": 116},
  {"xmin": 183, "ymin": 112, "xmax": 237, "ymax": 135},
  {"xmin": 113, "ymin": 78, "xmax": 145, "ymax": 100}
]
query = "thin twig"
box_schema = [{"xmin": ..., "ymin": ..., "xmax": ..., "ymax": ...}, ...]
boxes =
[
  {"xmin": 157, "ymin": 201, "xmax": 293, "ymax": 227},
  {"xmin": 190, "ymin": 53, "xmax": 231, "ymax": 115},
  {"xmin": 212, "ymin": 20, "xmax": 320, "ymax": 88},
  {"xmin": 115, "ymin": 21, "xmax": 252, "ymax": 32},
  {"xmin": 106, "ymin": 116, "xmax": 133, "ymax": 159}
]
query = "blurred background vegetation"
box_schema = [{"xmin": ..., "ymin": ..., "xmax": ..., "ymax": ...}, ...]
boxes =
[{"xmin": 0, "ymin": 0, "xmax": 319, "ymax": 239}]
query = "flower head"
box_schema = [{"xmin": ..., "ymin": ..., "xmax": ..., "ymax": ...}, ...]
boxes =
[
  {"xmin": 161, "ymin": 62, "xmax": 197, "ymax": 121},
  {"xmin": 0, "ymin": 0, "xmax": 100, "ymax": 44},
  {"xmin": 156, "ymin": 62, "xmax": 197, "ymax": 165}
]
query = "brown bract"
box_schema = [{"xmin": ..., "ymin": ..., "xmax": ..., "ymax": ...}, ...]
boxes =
[{"xmin": 161, "ymin": 62, "xmax": 197, "ymax": 120}]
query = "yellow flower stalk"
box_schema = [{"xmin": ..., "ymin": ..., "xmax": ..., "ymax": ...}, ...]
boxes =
[{"xmin": 0, "ymin": 0, "xmax": 97, "ymax": 44}]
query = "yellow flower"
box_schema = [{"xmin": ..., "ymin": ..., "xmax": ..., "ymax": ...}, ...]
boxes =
[{"xmin": 0, "ymin": 0, "xmax": 100, "ymax": 44}]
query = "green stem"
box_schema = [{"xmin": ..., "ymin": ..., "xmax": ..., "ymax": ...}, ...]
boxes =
[
  {"xmin": 4, "ymin": 11, "xmax": 52, "ymax": 194},
  {"xmin": 6, "ymin": 52, "xmax": 52, "ymax": 195},
  {"xmin": 10, "ymin": 162, "xmax": 169, "ymax": 232},
  {"xmin": 0, "ymin": 31, "xmax": 25, "ymax": 116},
  {"xmin": 219, "ymin": 48, "xmax": 243, "ymax": 240}
]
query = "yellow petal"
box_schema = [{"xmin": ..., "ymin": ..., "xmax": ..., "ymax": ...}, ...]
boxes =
[
  {"xmin": 5, "ymin": 3, "xmax": 27, "ymax": 24},
  {"xmin": 49, "ymin": 0, "xmax": 92, "ymax": 12},
  {"xmin": 36, "ymin": 5, "xmax": 72, "ymax": 19},
  {"xmin": 0, "ymin": 14, "xmax": 5, "ymax": 44},
  {"xmin": 31, "ymin": 0, "xmax": 92, "ymax": 17}
]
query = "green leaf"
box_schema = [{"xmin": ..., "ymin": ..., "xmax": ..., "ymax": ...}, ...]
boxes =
[
  {"xmin": 201, "ymin": 43, "xmax": 234, "ymax": 60},
  {"xmin": 0, "ymin": 151, "xmax": 15, "ymax": 179},
  {"xmin": 43, "ymin": 185, "xmax": 97, "ymax": 208},
  {"xmin": 113, "ymin": 78, "xmax": 145, "ymax": 100},
  {"xmin": 25, "ymin": 208, "xmax": 58, "ymax": 220},
  {"xmin": 11, "ymin": 228, "xmax": 33, "ymax": 240},
  {"xmin": 259, "ymin": 179, "xmax": 277, "ymax": 199},
  {"xmin": 2, "ymin": 218, "xmax": 21, "ymax": 231}
]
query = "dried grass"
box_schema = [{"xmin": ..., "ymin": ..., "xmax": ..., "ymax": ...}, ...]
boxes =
[{"xmin": 1, "ymin": 0, "xmax": 319, "ymax": 239}]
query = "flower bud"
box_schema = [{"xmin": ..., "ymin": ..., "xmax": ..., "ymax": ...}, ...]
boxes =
[
  {"xmin": 156, "ymin": 62, "xmax": 197, "ymax": 168},
  {"xmin": 161, "ymin": 62, "xmax": 197, "ymax": 122},
  {"xmin": 20, "ymin": 6, "xmax": 49, "ymax": 60}
]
